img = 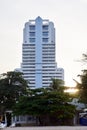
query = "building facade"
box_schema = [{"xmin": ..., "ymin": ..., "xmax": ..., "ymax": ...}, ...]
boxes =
[{"xmin": 21, "ymin": 16, "xmax": 64, "ymax": 88}]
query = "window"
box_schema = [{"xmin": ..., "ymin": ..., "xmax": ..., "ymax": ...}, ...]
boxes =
[
  {"xmin": 16, "ymin": 116, "xmax": 19, "ymax": 121},
  {"xmin": 29, "ymin": 32, "xmax": 35, "ymax": 37},
  {"xmin": 43, "ymin": 32, "xmax": 48, "ymax": 36},
  {"xmin": 42, "ymin": 38, "xmax": 48, "ymax": 42},
  {"xmin": 20, "ymin": 116, "xmax": 26, "ymax": 121},
  {"xmin": 29, "ymin": 38, "xmax": 35, "ymax": 42},
  {"xmin": 29, "ymin": 25, "xmax": 35, "ymax": 30},
  {"xmin": 42, "ymin": 25, "xmax": 48, "ymax": 30}
]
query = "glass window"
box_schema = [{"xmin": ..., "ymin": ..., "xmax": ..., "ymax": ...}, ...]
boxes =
[
  {"xmin": 43, "ymin": 38, "xmax": 48, "ymax": 42},
  {"xmin": 16, "ymin": 116, "xmax": 19, "ymax": 121},
  {"xmin": 29, "ymin": 25, "xmax": 35, "ymax": 30},
  {"xmin": 29, "ymin": 32, "xmax": 35, "ymax": 37},
  {"xmin": 29, "ymin": 38, "xmax": 35, "ymax": 42},
  {"xmin": 43, "ymin": 32, "xmax": 48, "ymax": 36},
  {"xmin": 42, "ymin": 25, "xmax": 48, "ymax": 30},
  {"xmin": 20, "ymin": 116, "xmax": 26, "ymax": 121}
]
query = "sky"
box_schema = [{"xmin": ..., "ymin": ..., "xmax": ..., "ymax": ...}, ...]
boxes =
[{"xmin": 0, "ymin": 0, "xmax": 87, "ymax": 87}]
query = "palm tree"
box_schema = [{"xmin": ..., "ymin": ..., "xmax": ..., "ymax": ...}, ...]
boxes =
[{"xmin": 49, "ymin": 78, "xmax": 64, "ymax": 91}]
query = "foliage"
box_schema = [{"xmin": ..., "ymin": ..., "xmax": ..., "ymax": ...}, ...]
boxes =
[
  {"xmin": 13, "ymin": 79, "xmax": 76, "ymax": 125},
  {"xmin": 49, "ymin": 78, "xmax": 64, "ymax": 91},
  {"xmin": 0, "ymin": 71, "xmax": 28, "ymax": 114},
  {"xmin": 74, "ymin": 53, "xmax": 87, "ymax": 105},
  {"xmin": 76, "ymin": 70, "xmax": 87, "ymax": 104}
]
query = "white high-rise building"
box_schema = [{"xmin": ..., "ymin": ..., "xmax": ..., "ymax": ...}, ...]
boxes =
[{"xmin": 21, "ymin": 16, "xmax": 64, "ymax": 88}]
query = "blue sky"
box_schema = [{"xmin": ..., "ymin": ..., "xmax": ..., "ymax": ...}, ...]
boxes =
[{"xmin": 0, "ymin": 0, "xmax": 87, "ymax": 86}]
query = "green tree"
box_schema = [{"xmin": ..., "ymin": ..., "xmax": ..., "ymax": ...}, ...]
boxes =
[
  {"xmin": 76, "ymin": 70, "xmax": 87, "ymax": 104},
  {"xmin": 0, "ymin": 71, "xmax": 28, "ymax": 114},
  {"xmin": 13, "ymin": 79, "xmax": 76, "ymax": 125},
  {"xmin": 75, "ymin": 53, "xmax": 87, "ymax": 104},
  {"xmin": 49, "ymin": 78, "xmax": 64, "ymax": 91}
]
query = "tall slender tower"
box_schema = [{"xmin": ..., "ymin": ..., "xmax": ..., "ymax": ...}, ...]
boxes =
[{"xmin": 21, "ymin": 16, "xmax": 64, "ymax": 88}]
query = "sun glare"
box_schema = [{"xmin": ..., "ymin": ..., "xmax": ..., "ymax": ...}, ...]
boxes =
[{"xmin": 64, "ymin": 88, "xmax": 78, "ymax": 93}]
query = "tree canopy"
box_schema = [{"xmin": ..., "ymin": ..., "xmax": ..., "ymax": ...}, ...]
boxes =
[
  {"xmin": 74, "ymin": 53, "xmax": 87, "ymax": 105},
  {"xmin": 0, "ymin": 71, "xmax": 28, "ymax": 114},
  {"xmin": 76, "ymin": 70, "xmax": 87, "ymax": 104},
  {"xmin": 13, "ymin": 79, "xmax": 76, "ymax": 125}
]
